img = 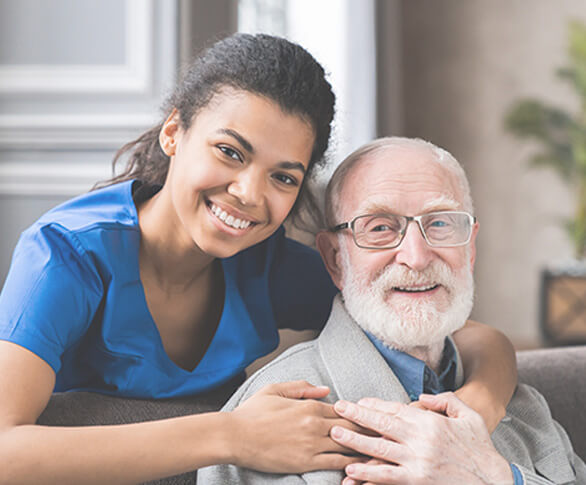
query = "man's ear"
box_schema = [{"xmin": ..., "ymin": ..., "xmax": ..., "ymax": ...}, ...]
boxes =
[
  {"xmin": 316, "ymin": 231, "xmax": 344, "ymax": 290},
  {"xmin": 469, "ymin": 221, "xmax": 479, "ymax": 269},
  {"xmin": 159, "ymin": 108, "xmax": 180, "ymax": 156}
]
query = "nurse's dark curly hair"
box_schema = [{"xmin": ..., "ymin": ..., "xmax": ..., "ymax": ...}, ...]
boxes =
[{"xmin": 102, "ymin": 33, "xmax": 336, "ymax": 224}]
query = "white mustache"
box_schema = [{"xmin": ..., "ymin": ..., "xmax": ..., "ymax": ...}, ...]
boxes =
[{"xmin": 371, "ymin": 260, "xmax": 457, "ymax": 294}]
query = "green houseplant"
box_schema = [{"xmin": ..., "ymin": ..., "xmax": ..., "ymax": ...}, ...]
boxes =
[
  {"xmin": 505, "ymin": 20, "xmax": 586, "ymax": 260},
  {"xmin": 505, "ymin": 20, "xmax": 586, "ymax": 344}
]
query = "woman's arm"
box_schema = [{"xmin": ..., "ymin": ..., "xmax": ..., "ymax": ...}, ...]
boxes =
[
  {"xmin": 451, "ymin": 320, "xmax": 517, "ymax": 432},
  {"xmin": 0, "ymin": 341, "xmax": 356, "ymax": 484}
]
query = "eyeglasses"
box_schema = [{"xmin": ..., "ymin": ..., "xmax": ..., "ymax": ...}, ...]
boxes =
[{"xmin": 331, "ymin": 211, "xmax": 476, "ymax": 249}]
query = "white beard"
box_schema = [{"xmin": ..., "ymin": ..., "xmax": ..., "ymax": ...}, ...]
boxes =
[{"xmin": 340, "ymin": 243, "xmax": 474, "ymax": 366}]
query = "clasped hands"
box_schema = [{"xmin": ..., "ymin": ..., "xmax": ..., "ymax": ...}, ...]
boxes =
[
  {"xmin": 230, "ymin": 382, "xmax": 513, "ymax": 484},
  {"xmin": 330, "ymin": 392, "xmax": 514, "ymax": 485}
]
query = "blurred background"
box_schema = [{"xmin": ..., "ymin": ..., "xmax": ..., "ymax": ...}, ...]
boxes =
[{"xmin": 1, "ymin": 0, "xmax": 585, "ymax": 352}]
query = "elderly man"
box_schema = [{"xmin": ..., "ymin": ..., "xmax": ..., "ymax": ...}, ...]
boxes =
[{"xmin": 198, "ymin": 138, "xmax": 585, "ymax": 484}]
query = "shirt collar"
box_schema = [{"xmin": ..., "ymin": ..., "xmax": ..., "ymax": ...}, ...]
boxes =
[{"xmin": 364, "ymin": 332, "xmax": 458, "ymax": 401}]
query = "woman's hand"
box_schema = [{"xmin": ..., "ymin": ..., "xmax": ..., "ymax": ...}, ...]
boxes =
[
  {"xmin": 452, "ymin": 320, "xmax": 516, "ymax": 432},
  {"xmin": 228, "ymin": 380, "xmax": 364, "ymax": 474}
]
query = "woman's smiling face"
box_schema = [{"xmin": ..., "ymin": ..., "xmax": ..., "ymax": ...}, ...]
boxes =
[{"xmin": 160, "ymin": 88, "xmax": 316, "ymax": 258}]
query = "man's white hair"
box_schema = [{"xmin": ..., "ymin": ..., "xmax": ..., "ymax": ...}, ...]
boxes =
[{"xmin": 325, "ymin": 137, "xmax": 474, "ymax": 228}]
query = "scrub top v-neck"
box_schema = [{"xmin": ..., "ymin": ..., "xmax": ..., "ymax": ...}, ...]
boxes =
[{"xmin": 0, "ymin": 180, "xmax": 336, "ymax": 398}]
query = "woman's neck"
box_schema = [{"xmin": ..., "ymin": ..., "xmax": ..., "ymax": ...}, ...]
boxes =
[{"xmin": 137, "ymin": 187, "xmax": 215, "ymax": 292}]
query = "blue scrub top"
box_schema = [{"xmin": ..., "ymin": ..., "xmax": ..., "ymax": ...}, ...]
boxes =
[{"xmin": 0, "ymin": 181, "xmax": 337, "ymax": 398}]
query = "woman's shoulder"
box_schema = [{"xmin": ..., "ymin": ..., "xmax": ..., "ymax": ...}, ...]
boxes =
[
  {"xmin": 33, "ymin": 180, "xmax": 139, "ymax": 235},
  {"xmin": 14, "ymin": 180, "xmax": 142, "ymax": 268}
]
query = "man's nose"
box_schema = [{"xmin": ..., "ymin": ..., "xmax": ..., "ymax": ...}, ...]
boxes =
[
  {"xmin": 227, "ymin": 168, "xmax": 265, "ymax": 207},
  {"xmin": 393, "ymin": 221, "xmax": 434, "ymax": 270}
]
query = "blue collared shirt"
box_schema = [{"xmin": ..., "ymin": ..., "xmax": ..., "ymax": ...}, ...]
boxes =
[
  {"xmin": 365, "ymin": 332, "xmax": 523, "ymax": 485},
  {"xmin": 364, "ymin": 332, "xmax": 458, "ymax": 400}
]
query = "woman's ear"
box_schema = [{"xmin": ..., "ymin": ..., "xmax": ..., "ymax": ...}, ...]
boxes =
[
  {"xmin": 159, "ymin": 108, "xmax": 180, "ymax": 156},
  {"xmin": 316, "ymin": 231, "xmax": 344, "ymax": 290}
]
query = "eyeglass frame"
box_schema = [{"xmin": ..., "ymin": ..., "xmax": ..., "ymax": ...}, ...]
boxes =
[{"xmin": 331, "ymin": 211, "xmax": 477, "ymax": 250}]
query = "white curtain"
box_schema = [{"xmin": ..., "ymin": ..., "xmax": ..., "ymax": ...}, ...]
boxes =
[{"xmin": 238, "ymin": 0, "xmax": 377, "ymax": 176}]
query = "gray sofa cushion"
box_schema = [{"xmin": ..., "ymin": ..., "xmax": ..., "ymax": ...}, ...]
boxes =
[
  {"xmin": 517, "ymin": 345, "xmax": 586, "ymax": 461},
  {"xmin": 37, "ymin": 376, "xmax": 242, "ymax": 484}
]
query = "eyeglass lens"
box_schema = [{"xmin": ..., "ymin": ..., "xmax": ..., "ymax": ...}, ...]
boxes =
[{"xmin": 353, "ymin": 212, "xmax": 472, "ymax": 248}]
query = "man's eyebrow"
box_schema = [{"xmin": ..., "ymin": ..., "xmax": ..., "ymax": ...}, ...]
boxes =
[
  {"xmin": 357, "ymin": 200, "xmax": 396, "ymax": 215},
  {"xmin": 421, "ymin": 195, "xmax": 460, "ymax": 212},
  {"xmin": 217, "ymin": 128, "xmax": 254, "ymax": 154}
]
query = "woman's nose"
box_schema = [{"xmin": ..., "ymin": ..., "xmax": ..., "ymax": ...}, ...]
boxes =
[{"xmin": 227, "ymin": 168, "xmax": 265, "ymax": 207}]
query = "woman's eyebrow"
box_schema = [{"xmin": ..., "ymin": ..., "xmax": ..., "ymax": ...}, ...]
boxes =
[
  {"xmin": 217, "ymin": 128, "xmax": 254, "ymax": 154},
  {"xmin": 277, "ymin": 161, "xmax": 306, "ymax": 174},
  {"xmin": 217, "ymin": 129, "xmax": 306, "ymax": 173}
]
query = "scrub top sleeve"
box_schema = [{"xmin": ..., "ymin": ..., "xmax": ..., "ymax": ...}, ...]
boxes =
[
  {"xmin": 269, "ymin": 236, "xmax": 337, "ymax": 332},
  {"xmin": 0, "ymin": 224, "xmax": 103, "ymax": 373}
]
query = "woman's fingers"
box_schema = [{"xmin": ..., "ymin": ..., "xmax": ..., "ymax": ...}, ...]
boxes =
[
  {"xmin": 258, "ymin": 380, "xmax": 331, "ymax": 400},
  {"xmin": 311, "ymin": 452, "xmax": 363, "ymax": 471},
  {"xmin": 418, "ymin": 392, "xmax": 479, "ymax": 420}
]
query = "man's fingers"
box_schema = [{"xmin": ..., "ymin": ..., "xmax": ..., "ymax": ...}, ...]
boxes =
[
  {"xmin": 356, "ymin": 398, "xmax": 404, "ymax": 415},
  {"xmin": 333, "ymin": 401, "xmax": 409, "ymax": 441},
  {"xmin": 331, "ymin": 418, "xmax": 379, "ymax": 437},
  {"xmin": 344, "ymin": 461, "xmax": 402, "ymax": 483},
  {"xmin": 342, "ymin": 478, "xmax": 360, "ymax": 485},
  {"xmin": 408, "ymin": 400, "xmax": 427, "ymax": 410},
  {"xmin": 330, "ymin": 426, "xmax": 404, "ymax": 463},
  {"xmin": 259, "ymin": 380, "xmax": 331, "ymax": 399},
  {"xmin": 418, "ymin": 392, "xmax": 471, "ymax": 418}
]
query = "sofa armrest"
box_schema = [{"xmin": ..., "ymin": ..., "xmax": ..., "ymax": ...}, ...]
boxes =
[
  {"xmin": 36, "ymin": 376, "xmax": 241, "ymax": 484},
  {"xmin": 517, "ymin": 345, "xmax": 586, "ymax": 461}
]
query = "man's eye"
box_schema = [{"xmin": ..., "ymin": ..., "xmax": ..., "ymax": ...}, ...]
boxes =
[
  {"xmin": 273, "ymin": 173, "xmax": 299, "ymax": 186},
  {"xmin": 218, "ymin": 145, "xmax": 243, "ymax": 162},
  {"xmin": 371, "ymin": 224, "xmax": 392, "ymax": 232},
  {"xmin": 429, "ymin": 220, "xmax": 448, "ymax": 228}
]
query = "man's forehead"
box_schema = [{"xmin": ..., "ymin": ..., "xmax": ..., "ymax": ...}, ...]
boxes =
[
  {"xmin": 339, "ymin": 150, "xmax": 464, "ymax": 217},
  {"xmin": 347, "ymin": 193, "xmax": 462, "ymax": 216}
]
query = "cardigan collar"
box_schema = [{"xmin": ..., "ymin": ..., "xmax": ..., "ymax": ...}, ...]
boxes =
[{"xmin": 317, "ymin": 294, "xmax": 464, "ymax": 403}]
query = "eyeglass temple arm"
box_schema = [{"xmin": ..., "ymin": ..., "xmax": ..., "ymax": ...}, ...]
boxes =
[{"xmin": 331, "ymin": 222, "xmax": 349, "ymax": 232}]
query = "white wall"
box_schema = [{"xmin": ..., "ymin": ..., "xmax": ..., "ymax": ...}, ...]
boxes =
[{"xmin": 0, "ymin": 0, "xmax": 178, "ymax": 283}]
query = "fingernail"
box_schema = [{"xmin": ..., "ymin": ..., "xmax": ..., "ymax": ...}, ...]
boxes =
[
  {"xmin": 331, "ymin": 426, "xmax": 344, "ymax": 439},
  {"xmin": 335, "ymin": 400, "xmax": 348, "ymax": 412},
  {"xmin": 346, "ymin": 464, "xmax": 356, "ymax": 474}
]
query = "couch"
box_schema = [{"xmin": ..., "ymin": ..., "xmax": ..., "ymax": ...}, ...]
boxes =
[{"xmin": 37, "ymin": 346, "xmax": 586, "ymax": 484}]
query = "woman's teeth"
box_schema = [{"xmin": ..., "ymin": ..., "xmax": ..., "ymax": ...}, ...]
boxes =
[{"xmin": 210, "ymin": 203, "xmax": 252, "ymax": 230}]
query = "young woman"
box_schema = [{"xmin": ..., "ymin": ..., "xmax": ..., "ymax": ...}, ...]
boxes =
[{"xmin": 0, "ymin": 33, "xmax": 516, "ymax": 483}]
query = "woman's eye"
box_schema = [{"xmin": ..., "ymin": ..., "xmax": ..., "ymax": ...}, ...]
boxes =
[
  {"xmin": 218, "ymin": 145, "xmax": 243, "ymax": 162},
  {"xmin": 273, "ymin": 173, "xmax": 299, "ymax": 186}
]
